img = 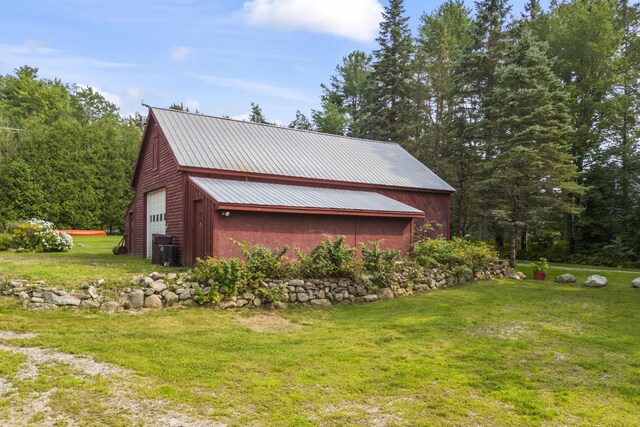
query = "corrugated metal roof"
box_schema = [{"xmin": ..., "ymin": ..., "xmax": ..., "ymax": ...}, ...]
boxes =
[
  {"xmin": 189, "ymin": 177, "xmax": 424, "ymax": 215},
  {"xmin": 152, "ymin": 107, "xmax": 455, "ymax": 192}
]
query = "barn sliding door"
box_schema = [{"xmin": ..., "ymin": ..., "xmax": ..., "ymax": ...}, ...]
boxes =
[{"xmin": 146, "ymin": 188, "xmax": 166, "ymax": 258}]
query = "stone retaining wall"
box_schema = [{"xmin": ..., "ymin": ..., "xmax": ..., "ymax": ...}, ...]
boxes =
[{"xmin": 0, "ymin": 262, "xmax": 509, "ymax": 312}]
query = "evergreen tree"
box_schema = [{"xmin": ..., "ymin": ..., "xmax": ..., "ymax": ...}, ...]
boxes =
[
  {"xmin": 169, "ymin": 102, "xmax": 189, "ymax": 111},
  {"xmin": 361, "ymin": 0, "xmax": 415, "ymax": 145},
  {"xmin": 0, "ymin": 67, "xmax": 140, "ymax": 230},
  {"xmin": 248, "ymin": 102, "xmax": 269, "ymax": 124},
  {"xmin": 414, "ymin": 0, "xmax": 472, "ymax": 167},
  {"xmin": 413, "ymin": 0, "xmax": 474, "ymax": 235},
  {"xmin": 453, "ymin": 0, "xmax": 511, "ymax": 240},
  {"xmin": 484, "ymin": 29, "xmax": 579, "ymax": 266},
  {"xmin": 313, "ymin": 51, "xmax": 372, "ymax": 136},
  {"xmin": 312, "ymin": 102, "xmax": 346, "ymax": 135},
  {"xmin": 0, "ymin": 158, "xmax": 45, "ymax": 221},
  {"xmin": 288, "ymin": 110, "xmax": 313, "ymax": 130}
]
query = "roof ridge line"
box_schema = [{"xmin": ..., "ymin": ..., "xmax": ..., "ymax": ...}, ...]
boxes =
[{"xmin": 149, "ymin": 105, "xmax": 402, "ymax": 147}]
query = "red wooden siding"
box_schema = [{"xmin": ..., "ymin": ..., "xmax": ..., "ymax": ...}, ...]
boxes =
[
  {"xmin": 182, "ymin": 181, "xmax": 217, "ymax": 263},
  {"xmin": 184, "ymin": 171, "xmax": 451, "ymax": 238},
  {"xmin": 215, "ymin": 211, "xmax": 412, "ymax": 260},
  {"xmin": 126, "ymin": 115, "xmax": 185, "ymax": 258},
  {"xmin": 377, "ymin": 190, "xmax": 450, "ymax": 238}
]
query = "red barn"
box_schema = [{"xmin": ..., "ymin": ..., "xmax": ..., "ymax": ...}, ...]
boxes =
[{"xmin": 125, "ymin": 107, "xmax": 454, "ymax": 266}]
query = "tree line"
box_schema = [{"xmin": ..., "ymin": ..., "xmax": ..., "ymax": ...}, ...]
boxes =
[
  {"xmin": 0, "ymin": 0, "xmax": 638, "ymax": 267},
  {"xmin": 0, "ymin": 66, "xmax": 141, "ymax": 232},
  {"xmin": 255, "ymin": 0, "xmax": 639, "ymax": 267}
]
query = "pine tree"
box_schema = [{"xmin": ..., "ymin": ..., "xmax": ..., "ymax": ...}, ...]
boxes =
[
  {"xmin": 484, "ymin": 29, "xmax": 579, "ymax": 266},
  {"xmin": 453, "ymin": 0, "xmax": 511, "ymax": 240},
  {"xmin": 312, "ymin": 102, "xmax": 346, "ymax": 135},
  {"xmin": 362, "ymin": 0, "xmax": 415, "ymax": 145},
  {"xmin": 288, "ymin": 110, "xmax": 312, "ymax": 130},
  {"xmin": 313, "ymin": 51, "xmax": 372, "ymax": 136},
  {"xmin": 248, "ymin": 102, "xmax": 269, "ymax": 124},
  {"xmin": 169, "ymin": 102, "xmax": 189, "ymax": 112},
  {"xmin": 414, "ymin": 0, "xmax": 472, "ymax": 168},
  {"xmin": 413, "ymin": 0, "xmax": 474, "ymax": 235}
]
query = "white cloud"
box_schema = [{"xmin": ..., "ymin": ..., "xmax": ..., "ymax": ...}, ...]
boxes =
[
  {"xmin": 236, "ymin": 0, "xmax": 383, "ymax": 42},
  {"xmin": 191, "ymin": 74, "xmax": 309, "ymax": 101},
  {"xmin": 184, "ymin": 98, "xmax": 200, "ymax": 111},
  {"xmin": 170, "ymin": 46, "xmax": 192, "ymax": 62},
  {"xmin": 22, "ymin": 40, "xmax": 58, "ymax": 55},
  {"xmin": 126, "ymin": 87, "xmax": 142, "ymax": 98}
]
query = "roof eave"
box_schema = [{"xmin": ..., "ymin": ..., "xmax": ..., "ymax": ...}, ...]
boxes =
[{"xmin": 215, "ymin": 203, "xmax": 425, "ymax": 218}]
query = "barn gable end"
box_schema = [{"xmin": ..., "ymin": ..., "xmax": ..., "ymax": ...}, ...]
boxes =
[{"xmin": 125, "ymin": 112, "xmax": 186, "ymax": 259}]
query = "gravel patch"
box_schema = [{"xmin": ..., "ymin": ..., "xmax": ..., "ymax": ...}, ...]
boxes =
[
  {"xmin": 0, "ymin": 331, "xmax": 38, "ymax": 340},
  {"xmin": 0, "ymin": 331, "xmax": 225, "ymax": 427},
  {"xmin": 0, "ymin": 344, "xmax": 125, "ymax": 379},
  {"xmin": 0, "ymin": 377, "xmax": 13, "ymax": 396}
]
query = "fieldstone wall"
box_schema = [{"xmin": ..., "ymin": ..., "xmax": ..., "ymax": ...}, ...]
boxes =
[{"xmin": 0, "ymin": 262, "xmax": 509, "ymax": 312}]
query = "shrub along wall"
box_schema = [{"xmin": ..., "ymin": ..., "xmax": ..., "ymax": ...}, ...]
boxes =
[{"xmin": 1, "ymin": 236, "xmax": 508, "ymax": 311}]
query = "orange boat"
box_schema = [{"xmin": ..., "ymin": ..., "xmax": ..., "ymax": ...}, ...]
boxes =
[{"xmin": 59, "ymin": 230, "xmax": 107, "ymax": 236}]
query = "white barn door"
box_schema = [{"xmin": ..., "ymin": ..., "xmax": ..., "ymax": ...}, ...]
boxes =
[{"xmin": 146, "ymin": 188, "xmax": 166, "ymax": 258}]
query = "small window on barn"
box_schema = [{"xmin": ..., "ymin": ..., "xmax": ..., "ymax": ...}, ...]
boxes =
[{"xmin": 152, "ymin": 134, "xmax": 159, "ymax": 171}]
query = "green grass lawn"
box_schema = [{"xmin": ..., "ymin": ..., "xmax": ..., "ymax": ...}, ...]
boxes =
[
  {"xmin": 1, "ymin": 256, "xmax": 639, "ymax": 425},
  {"xmin": 0, "ymin": 235, "xmax": 185, "ymax": 288},
  {"xmin": 518, "ymin": 260, "xmax": 640, "ymax": 274}
]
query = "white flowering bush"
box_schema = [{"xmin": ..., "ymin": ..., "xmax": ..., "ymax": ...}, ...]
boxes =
[{"xmin": 11, "ymin": 218, "xmax": 73, "ymax": 252}]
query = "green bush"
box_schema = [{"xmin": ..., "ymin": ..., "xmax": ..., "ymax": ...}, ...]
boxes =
[
  {"xmin": 412, "ymin": 236, "xmax": 498, "ymax": 270},
  {"xmin": 256, "ymin": 287, "xmax": 281, "ymax": 303},
  {"xmin": 236, "ymin": 241, "xmax": 289, "ymax": 282},
  {"xmin": 294, "ymin": 236, "xmax": 358, "ymax": 279},
  {"xmin": 11, "ymin": 218, "xmax": 73, "ymax": 252},
  {"xmin": 192, "ymin": 284, "xmax": 221, "ymax": 305},
  {"xmin": 190, "ymin": 257, "xmax": 248, "ymax": 298},
  {"xmin": 0, "ymin": 232, "xmax": 11, "ymax": 251},
  {"xmin": 359, "ymin": 241, "xmax": 399, "ymax": 289},
  {"xmin": 186, "ymin": 236, "xmax": 500, "ymax": 301}
]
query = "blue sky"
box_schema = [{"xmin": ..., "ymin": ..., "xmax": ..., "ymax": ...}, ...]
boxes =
[{"xmin": 1, "ymin": 0, "xmax": 538, "ymax": 124}]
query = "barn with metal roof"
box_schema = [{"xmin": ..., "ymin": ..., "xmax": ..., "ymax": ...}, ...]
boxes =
[{"xmin": 125, "ymin": 107, "xmax": 454, "ymax": 266}]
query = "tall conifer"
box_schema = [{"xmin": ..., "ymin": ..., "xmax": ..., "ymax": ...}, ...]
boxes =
[{"xmin": 362, "ymin": 0, "xmax": 415, "ymax": 146}]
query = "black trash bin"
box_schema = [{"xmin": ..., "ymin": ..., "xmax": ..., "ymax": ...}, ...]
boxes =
[
  {"xmin": 152, "ymin": 234, "xmax": 173, "ymax": 265},
  {"xmin": 160, "ymin": 244, "xmax": 179, "ymax": 267}
]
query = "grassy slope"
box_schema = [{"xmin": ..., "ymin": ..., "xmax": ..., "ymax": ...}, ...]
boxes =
[
  {"xmin": 0, "ymin": 236, "xmax": 185, "ymax": 288},
  {"xmin": 1, "ymin": 265, "xmax": 639, "ymax": 425}
]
